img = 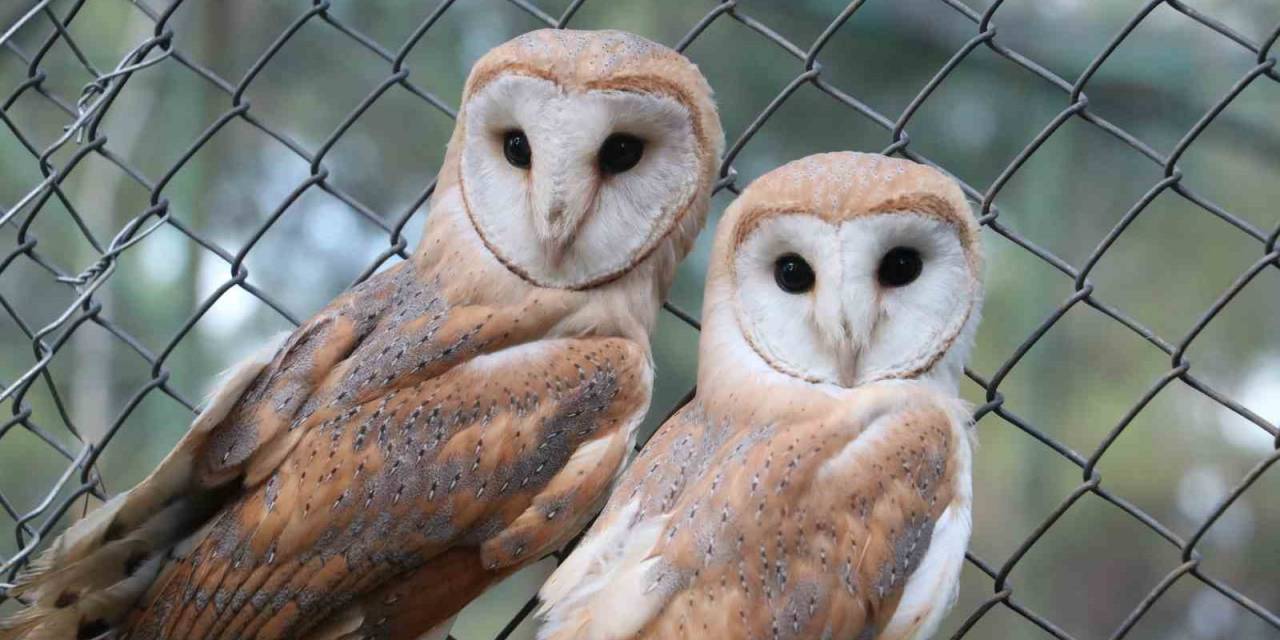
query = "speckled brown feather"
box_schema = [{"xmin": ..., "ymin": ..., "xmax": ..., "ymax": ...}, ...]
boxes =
[
  {"xmin": 326, "ymin": 548, "xmax": 499, "ymax": 640},
  {"xmin": 627, "ymin": 392, "xmax": 960, "ymax": 639},
  {"xmin": 113, "ymin": 262, "xmax": 651, "ymax": 639},
  {"xmin": 542, "ymin": 383, "xmax": 969, "ymax": 640}
]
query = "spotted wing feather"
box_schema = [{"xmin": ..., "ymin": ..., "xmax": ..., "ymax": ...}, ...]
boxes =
[
  {"xmin": 121, "ymin": 333, "xmax": 648, "ymax": 639},
  {"xmin": 2, "ymin": 261, "xmax": 648, "ymax": 640},
  {"xmin": 539, "ymin": 384, "xmax": 970, "ymax": 640}
]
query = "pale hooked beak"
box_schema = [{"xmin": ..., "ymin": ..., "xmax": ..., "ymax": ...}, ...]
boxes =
[
  {"xmin": 834, "ymin": 321, "xmax": 861, "ymax": 387},
  {"xmin": 831, "ymin": 279, "xmax": 880, "ymax": 388},
  {"xmin": 530, "ymin": 152, "xmax": 597, "ymax": 267}
]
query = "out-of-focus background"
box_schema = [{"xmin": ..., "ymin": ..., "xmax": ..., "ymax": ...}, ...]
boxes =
[{"xmin": 1, "ymin": 1, "xmax": 1277, "ymax": 638}]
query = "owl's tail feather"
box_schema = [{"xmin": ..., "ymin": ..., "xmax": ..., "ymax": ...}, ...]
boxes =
[{"xmin": 0, "ymin": 335, "xmax": 287, "ymax": 640}]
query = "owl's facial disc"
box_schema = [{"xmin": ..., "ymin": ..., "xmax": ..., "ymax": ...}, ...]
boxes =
[
  {"xmin": 461, "ymin": 74, "xmax": 702, "ymax": 289},
  {"xmin": 732, "ymin": 211, "xmax": 979, "ymax": 387}
]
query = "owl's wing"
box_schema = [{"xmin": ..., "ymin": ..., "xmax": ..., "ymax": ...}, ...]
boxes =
[
  {"xmin": 1, "ymin": 262, "xmax": 649, "ymax": 640},
  {"xmin": 538, "ymin": 384, "xmax": 972, "ymax": 640},
  {"xmin": 120, "ymin": 333, "xmax": 648, "ymax": 639}
]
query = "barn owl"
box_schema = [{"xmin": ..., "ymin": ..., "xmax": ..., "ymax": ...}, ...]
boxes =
[
  {"xmin": 1, "ymin": 29, "xmax": 723, "ymax": 640},
  {"xmin": 538, "ymin": 152, "xmax": 983, "ymax": 640}
]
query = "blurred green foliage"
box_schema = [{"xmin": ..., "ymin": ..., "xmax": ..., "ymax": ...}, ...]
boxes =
[{"xmin": 1, "ymin": 1, "xmax": 1277, "ymax": 638}]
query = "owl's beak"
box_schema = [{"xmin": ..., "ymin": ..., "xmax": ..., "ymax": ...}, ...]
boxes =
[
  {"xmin": 531, "ymin": 163, "xmax": 596, "ymax": 267},
  {"xmin": 834, "ymin": 330, "xmax": 861, "ymax": 388},
  {"xmin": 536, "ymin": 197, "xmax": 581, "ymax": 266},
  {"xmin": 834, "ymin": 282, "xmax": 880, "ymax": 388}
]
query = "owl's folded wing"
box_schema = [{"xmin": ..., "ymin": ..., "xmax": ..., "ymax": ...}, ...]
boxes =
[
  {"xmin": 794, "ymin": 393, "xmax": 972, "ymax": 640},
  {"xmin": 121, "ymin": 334, "xmax": 649, "ymax": 639},
  {"xmin": 0, "ymin": 261, "xmax": 637, "ymax": 640},
  {"xmin": 538, "ymin": 385, "xmax": 971, "ymax": 640},
  {"xmin": 2, "ymin": 328, "xmax": 649, "ymax": 640},
  {"xmin": 313, "ymin": 335, "xmax": 654, "ymax": 640}
]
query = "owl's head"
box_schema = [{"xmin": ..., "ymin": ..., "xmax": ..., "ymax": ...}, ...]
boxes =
[
  {"xmin": 703, "ymin": 153, "xmax": 983, "ymax": 391},
  {"xmin": 444, "ymin": 29, "xmax": 723, "ymax": 290}
]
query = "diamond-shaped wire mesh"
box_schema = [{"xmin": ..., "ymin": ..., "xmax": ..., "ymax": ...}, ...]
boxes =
[{"xmin": 1, "ymin": 1, "xmax": 1278, "ymax": 638}]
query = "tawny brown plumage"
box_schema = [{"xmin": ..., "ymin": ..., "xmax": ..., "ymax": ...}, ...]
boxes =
[
  {"xmin": 1, "ymin": 29, "xmax": 722, "ymax": 640},
  {"xmin": 538, "ymin": 153, "xmax": 983, "ymax": 640}
]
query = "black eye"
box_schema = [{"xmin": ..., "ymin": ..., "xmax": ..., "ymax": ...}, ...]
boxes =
[
  {"xmin": 774, "ymin": 253, "xmax": 815, "ymax": 294},
  {"xmin": 877, "ymin": 246, "xmax": 923, "ymax": 288},
  {"xmin": 599, "ymin": 133, "xmax": 644, "ymax": 174},
  {"xmin": 503, "ymin": 130, "xmax": 531, "ymax": 169}
]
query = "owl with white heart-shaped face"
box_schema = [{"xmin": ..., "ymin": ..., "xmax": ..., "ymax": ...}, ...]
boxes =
[
  {"xmin": 539, "ymin": 152, "xmax": 983, "ymax": 640},
  {"xmin": 1, "ymin": 29, "xmax": 722, "ymax": 640}
]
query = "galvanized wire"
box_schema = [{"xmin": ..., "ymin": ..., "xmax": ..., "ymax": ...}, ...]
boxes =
[{"xmin": 0, "ymin": 1, "xmax": 1277, "ymax": 638}]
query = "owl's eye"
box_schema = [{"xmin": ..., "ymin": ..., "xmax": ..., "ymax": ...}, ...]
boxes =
[
  {"xmin": 774, "ymin": 253, "xmax": 815, "ymax": 294},
  {"xmin": 599, "ymin": 133, "xmax": 644, "ymax": 174},
  {"xmin": 877, "ymin": 246, "xmax": 923, "ymax": 287},
  {"xmin": 503, "ymin": 130, "xmax": 531, "ymax": 169}
]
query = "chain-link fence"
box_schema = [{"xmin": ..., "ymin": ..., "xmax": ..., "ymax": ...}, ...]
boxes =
[{"xmin": 0, "ymin": 1, "xmax": 1278, "ymax": 638}]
